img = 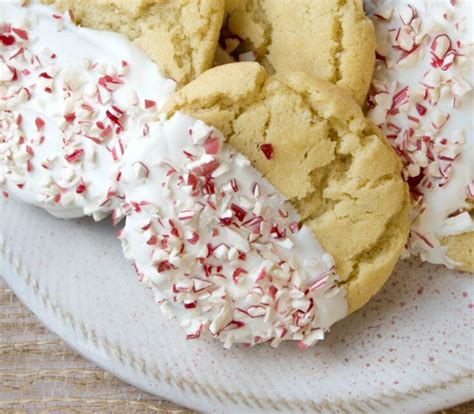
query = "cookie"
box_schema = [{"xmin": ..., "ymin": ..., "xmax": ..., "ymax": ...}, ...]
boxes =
[
  {"xmin": 163, "ymin": 62, "xmax": 410, "ymax": 313},
  {"xmin": 366, "ymin": 0, "xmax": 473, "ymax": 272},
  {"xmin": 216, "ymin": 0, "xmax": 376, "ymax": 105},
  {"xmin": 118, "ymin": 62, "xmax": 410, "ymax": 347},
  {"xmin": 42, "ymin": 0, "xmax": 225, "ymax": 86},
  {"xmin": 0, "ymin": 2, "xmax": 175, "ymax": 220},
  {"xmin": 116, "ymin": 61, "xmax": 408, "ymax": 348}
]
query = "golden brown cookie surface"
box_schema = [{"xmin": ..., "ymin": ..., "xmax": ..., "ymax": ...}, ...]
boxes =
[
  {"xmin": 443, "ymin": 231, "xmax": 474, "ymax": 273},
  {"xmin": 42, "ymin": 0, "xmax": 225, "ymax": 86},
  {"xmin": 217, "ymin": 0, "xmax": 376, "ymax": 105},
  {"xmin": 163, "ymin": 62, "xmax": 410, "ymax": 312}
]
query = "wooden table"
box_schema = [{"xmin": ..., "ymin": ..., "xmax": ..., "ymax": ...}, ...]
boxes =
[{"xmin": 0, "ymin": 278, "xmax": 471, "ymax": 413}]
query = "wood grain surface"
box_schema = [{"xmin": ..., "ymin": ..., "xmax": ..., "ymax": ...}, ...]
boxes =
[{"xmin": 0, "ymin": 277, "xmax": 471, "ymax": 413}]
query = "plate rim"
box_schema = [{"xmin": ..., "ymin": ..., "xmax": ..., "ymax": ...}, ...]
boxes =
[{"xmin": 1, "ymin": 233, "xmax": 472, "ymax": 413}]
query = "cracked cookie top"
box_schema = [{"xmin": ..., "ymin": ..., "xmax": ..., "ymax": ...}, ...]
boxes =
[
  {"xmin": 163, "ymin": 62, "xmax": 410, "ymax": 312},
  {"xmin": 215, "ymin": 0, "xmax": 376, "ymax": 105},
  {"xmin": 42, "ymin": 0, "xmax": 225, "ymax": 86}
]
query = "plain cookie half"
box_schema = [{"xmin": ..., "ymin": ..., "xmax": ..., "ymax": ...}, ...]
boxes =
[
  {"xmin": 42, "ymin": 0, "xmax": 225, "ymax": 86},
  {"xmin": 163, "ymin": 62, "xmax": 410, "ymax": 313},
  {"xmin": 216, "ymin": 0, "xmax": 376, "ymax": 105}
]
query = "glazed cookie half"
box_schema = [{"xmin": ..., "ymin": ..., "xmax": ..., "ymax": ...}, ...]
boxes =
[
  {"xmin": 119, "ymin": 114, "xmax": 349, "ymax": 348},
  {"xmin": 161, "ymin": 63, "xmax": 410, "ymax": 314},
  {"xmin": 0, "ymin": 2, "xmax": 175, "ymax": 220},
  {"xmin": 42, "ymin": 0, "xmax": 225, "ymax": 85},
  {"xmin": 216, "ymin": 0, "xmax": 376, "ymax": 105},
  {"xmin": 366, "ymin": 0, "xmax": 473, "ymax": 272}
]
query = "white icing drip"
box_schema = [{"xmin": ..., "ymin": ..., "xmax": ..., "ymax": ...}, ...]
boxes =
[
  {"xmin": 119, "ymin": 113, "xmax": 348, "ymax": 348},
  {"xmin": 0, "ymin": 2, "xmax": 175, "ymax": 220},
  {"xmin": 365, "ymin": 0, "xmax": 474, "ymax": 267}
]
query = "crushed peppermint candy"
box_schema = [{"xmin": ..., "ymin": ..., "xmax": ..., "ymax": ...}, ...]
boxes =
[
  {"xmin": 260, "ymin": 143, "xmax": 273, "ymax": 160},
  {"xmin": 366, "ymin": 0, "xmax": 473, "ymax": 267},
  {"xmin": 119, "ymin": 113, "xmax": 348, "ymax": 349},
  {"xmin": 0, "ymin": 3, "xmax": 175, "ymax": 220}
]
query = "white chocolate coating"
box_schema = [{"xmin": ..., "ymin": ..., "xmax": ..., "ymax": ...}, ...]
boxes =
[
  {"xmin": 365, "ymin": 0, "xmax": 474, "ymax": 267},
  {"xmin": 119, "ymin": 113, "xmax": 348, "ymax": 348},
  {"xmin": 0, "ymin": 1, "xmax": 175, "ymax": 220}
]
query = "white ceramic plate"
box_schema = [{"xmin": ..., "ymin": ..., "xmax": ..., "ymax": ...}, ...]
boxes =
[{"xmin": 1, "ymin": 197, "xmax": 472, "ymax": 413}]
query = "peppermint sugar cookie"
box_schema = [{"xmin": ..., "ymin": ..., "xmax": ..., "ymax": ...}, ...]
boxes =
[
  {"xmin": 118, "ymin": 63, "xmax": 410, "ymax": 347},
  {"xmin": 366, "ymin": 0, "xmax": 474, "ymax": 272},
  {"xmin": 120, "ymin": 115, "xmax": 347, "ymax": 348},
  {"xmin": 42, "ymin": 0, "xmax": 225, "ymax": 86},
  {"xmin": 216, "ymin": 0, "xmax": 376, "ymax": 105},
  {"xmin": 0, "ymin": 2, "xmax": 175, "ymax": 220}
]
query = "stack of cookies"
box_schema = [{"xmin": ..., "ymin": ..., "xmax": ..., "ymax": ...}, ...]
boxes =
[{"xmin": 0, "ymin": 0, "xmax": 471, "ymax": 348}]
